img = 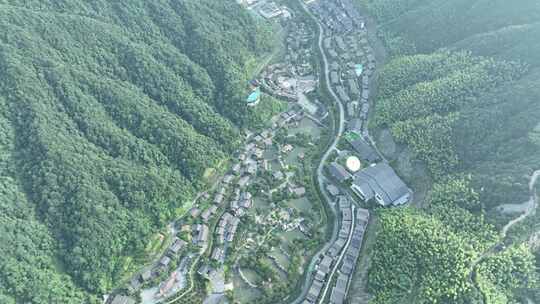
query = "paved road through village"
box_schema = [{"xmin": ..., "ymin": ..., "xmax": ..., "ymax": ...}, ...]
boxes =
[{"xmin": 289, "ymin": 2, "xmax": 347, "ymax": 303}]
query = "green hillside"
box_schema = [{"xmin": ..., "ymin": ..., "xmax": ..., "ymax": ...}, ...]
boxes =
[
  {"xmin": 364, "ymin": 0, "xmax": 540, "ymax": 54},
  {"xmin": 357, "ymin": 0, "xmax": 540, "ymax": 303},
  {"xmin": 0, "ymin": 1, "xmax": 275, "ymax": 303}
]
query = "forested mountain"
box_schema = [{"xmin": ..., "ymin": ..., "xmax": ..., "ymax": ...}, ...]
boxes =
[
  {"xmin": 0, "ymin": 1, "xmax": 275, "ymax": 303},
  {"xmin": 358, "ymin": 0, "xmax": 540, "ymax": 303}
]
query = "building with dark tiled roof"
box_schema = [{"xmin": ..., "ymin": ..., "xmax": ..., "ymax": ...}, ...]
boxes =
[
  {"xmin": 327, "ymin": 163, "xmax": 352, "ymax": 183},
  {"xmin": 350, "ymin": 138, "xmax": 380, "ymax": 163},
  {"xmin": 318, "ymin": 255, "xmax": 334, "ymax": 274},
  {"xmin": 169, "ymin": 238, "xmax": 186, "ymax": 255},
  {"xmin": 306, "ymin": 280, "xmax": 324, "ymax": 302},
  {"xmin": 111, "ymin": 295, "xmax": 136, "ymax": 304},
  {"xmin": 331, "ymin": 71, "xmax": 340, "ymax": 85},
  {"xmin": 336, "ymin": 86, "xmax": 350, "ymax": 103},
  {"xmin": 352, "ymin": 163, "xmax": 412, "ymax": 206}
]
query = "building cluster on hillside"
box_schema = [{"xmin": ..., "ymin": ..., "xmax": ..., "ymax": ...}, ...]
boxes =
[
  {"xmin": 326, "ymin": 31, "xmax": 375, "ymax": 129},
  {"xmin": 329, "ymin": 208, "xmax": 369, "ymax": 304},
  {"xmin": 258, "ymin": 17, "xmax": 330, "ymax": 123},
  {"xmin": 109, "ymin": 233, "xmax": 189, "ymax": 303},
  {"xmin": 115, "ymin": 106, "xmax": 305, "ymax": 302},
  {"xmin": 212, "ymin": 212, "xmax": 241, "ymax": 263},
  {"xmin": 132, "ymin": 238, "xmax": 187, "ymax": 290},
  {"xmin": 310, "ymin": 0, "xmax": 375, "ymax": 136},
  {"xmin": 301, "ymin": 196, "xmax": 370, "ymax": 304},
  {"xmin": 310, "ymin": 0, "xmax": 364, "ymax": 34},
  {"xmin": 261, "ymin": 66, "xmax": 319, "ymax": 102},
  {"xmin": 286, "ymin": 21, "xmax": 315, "ymax": 75},
  {"xmin": 193, "ymin": 105, "xmax": 312, "ymax": 275},
  {"xmin": 326, "ymin": 148, "xmax": 412, "ymax": 207},
  {"xmin": 311, "ymin": 0, "xmax": 412, "ymax": 207}
]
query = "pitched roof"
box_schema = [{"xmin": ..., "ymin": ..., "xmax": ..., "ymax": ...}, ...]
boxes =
[
  {"xmin": 336, "ymin": 273, "xmax": 348, "ymax": 290},
  {"xmin": 319, "ymin": 255, "xmax": 334, "ymax": 273},
  {"xmin": 357, "ymin": 208, "xmax": 370, "ymax": 222},
  {"xmin": 169, "ymin": 238, "xmax": 186, "ymax": 253},
  {"xmin": 326, "ymin": 184, "xmax": 340, "ymax": 196},
  {"xmin": 348, "ymin": 79, "xmax": 359, "ymax": 96},
  {"xmin": 111, "ymin": 295, "xmax": 136, "ymax": 304},
  {"xmin": 331, "ymin": 71, "xmax": 339, "ymax": 84},
  {"xmin": 159, "ymin": 256, "xmax": 171, "ymax": 266},
  {"xmin": 307, "ymin": 280, "xmax": 324, "ymax": 302},
  {"xmin": 336, "ymin": 86, "xmax": 350, "ymax": 103},
  {"xmin": 330, "ymin": 288, "xmax": 345, "ymax": 304},
  {"xmin": 348, "ymin": 118, "xmax": 362, "ymax": 132},
  {"xmin": 338, "ymin": 196, "xmax": 351, "ymax": 209},
  {"xmin": 350, "ymin": 138, "xmax": 379, "ymax": 163},
  {"xmin": 328, "ymin": 163, "xmax": 351, "ymax": 183},
  {"xmin": 141, "ymin": 269, "xmax": 152, "ymax": 281},
  {"xmin": 342, "ymin": 209, "xmax": 352, "ymax": 222},
  {"xmin": 352, "ymin": 163, "xmax": 411, "ymax": 206}
]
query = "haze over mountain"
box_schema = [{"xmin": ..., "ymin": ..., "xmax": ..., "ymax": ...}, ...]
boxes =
[
  {"xmin": 1, "ymin": 0, "xmax": 539, "ymax": 303},
  {"xmin": 358, "ymin": 0, "xmax": 540, "ymax": 302}
]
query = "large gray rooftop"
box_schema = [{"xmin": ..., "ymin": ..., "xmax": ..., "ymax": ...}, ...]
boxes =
[
  {"xmin": 352, "ymin": 163, "xmax": 411, "ymax": 206},
  {"xmin": 350, "ymin": 138, "xmax": 379, "ymax": 163}
]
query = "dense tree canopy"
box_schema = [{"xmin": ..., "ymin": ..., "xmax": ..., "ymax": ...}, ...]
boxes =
[
  {"xmin": 368, "ymin": 209, "xmax": 476, "ymax": 304},
  {"xmin": 0, "ymin": 0, "xmax": 276, "ymax": 302},
  {"xmin": 361, "ymin": 0, "xmax": 540, "ymax": 302}
]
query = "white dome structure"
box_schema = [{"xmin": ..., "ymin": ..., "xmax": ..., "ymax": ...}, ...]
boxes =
[{"xmin": 345, "ymin": 156, "xmax": 362, "ymax": 173}]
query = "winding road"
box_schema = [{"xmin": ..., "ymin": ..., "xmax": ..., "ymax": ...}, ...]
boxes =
[
  {"xmin": 289, "ymin": 2, "xmax": 346, "ymax": 303},
  {"xmin": 501, "ymin": 170, "xmax": 540, "ymax": 236},
  {"xmin": 468, "ymin": 169, "xmax": 540, "ymax": 303}
]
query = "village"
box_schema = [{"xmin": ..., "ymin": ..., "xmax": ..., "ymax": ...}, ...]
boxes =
[
  {"xmin": 295, "ymin": 0, "xmax": 413, "ymax": 303},
  {"xmin": 107, "ymin": 0, "xmax": 413, "ymax": 304},
  {"xmin": 108, "ymin": 6, "xmax": 328, "ymax": 300}
]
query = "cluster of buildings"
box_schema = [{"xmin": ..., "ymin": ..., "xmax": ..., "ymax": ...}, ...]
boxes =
[
  {"xmin": 327, "ymin": 160, "xmax": 412, "ymax": 207},
  {"xmin": 327, "ymin": 116, "xmax": 412, "ymax": 207},
  {"xmin": 284, "ymin": 21, "xmax": 315, "ymax": 76},
  {"xmin": 309, "ymin": 0, "xmax": 364, "ymax": 34},
  {"xmin": 302, "ymin": 197, "xmax": 370, "ymax": 304},
  {"xmin": 271, "ymin": 108, "xmax": 304, "ymax": 130},
  {"xmin": 259, "ymin": 17, "xmax": 330, "ymax": 126},
  {"xmin": 108, "ymin": 233, "xmax": 190, "ymax": 303},
  {"xmin": 212, "ymin": 212, "xmax": 241, "ymax": 263},
  {"xmin": 310, "ymin": 0, "xmax": 413, "ymax": 207},
  {"xmin": 109, "ymin": 295, "xmax": 135, "ymax": 304},
  {"xmin": 261, "ymin": 63, "xmax": 329, "ymax": 122},
  {"xmin": 193, "ymin": 106, "xmax": 311, "ymax": 277},
  {"xmin": 134, "ymin": 238, "xmax": 187, "ymax": 289},
  {"xmin": 311, "ymin": 0, "xmax": 376, "ymax": 135},
  {"xmin": 259, "ymin": 18, "xmax": 316, "ymax": 100},
  {"xmin": 326, "ymin": 30, "xmax": 375, "ymax": 132},
  {"xmin": 329, "ymin": 208, "xmax": 369, "ymax": 304},
  {"xmin": 260, "ymin": 63, "xmax": 307, "ymax": 101}
]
